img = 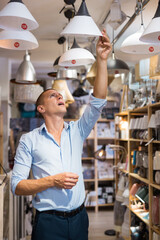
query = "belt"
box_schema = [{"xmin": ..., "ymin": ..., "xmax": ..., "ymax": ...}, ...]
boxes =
[{"xmin": 37, "ymin": 203, "xmax": 84, "ymax": 218}]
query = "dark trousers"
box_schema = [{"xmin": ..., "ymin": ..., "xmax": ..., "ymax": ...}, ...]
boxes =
[{"xmin": 31, "ymin": 207, "xmax": 89, "ymax": 240}]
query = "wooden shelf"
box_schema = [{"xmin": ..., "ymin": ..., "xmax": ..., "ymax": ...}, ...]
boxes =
[
  {"xmin": 84, "ymin": 179, "xmax": 95, "ymax": 183},
  {"xmin": 98, "ymin": 203, "xmax": 114, "ymax": 207},
  {"xmin": 97, "ymin": 137, "xmax": 115, "ymax": 140},
  {"xmin": 130, "ymin": 173, "xmax": 149, "ymax": 184},
  {"xmin": 97, "ymin": 118, "xmax": 114, "ymax": 122},
  {"xmin": 82, "ymin": 157, "xmax": 94, "ymax": 161},
  {"xmin": 152, "ymin": 140, "xmax": 160, "ymax": 144},
  {"xmin": 129, "ymin": 138, "xmax": 148, "ymax": 142},
  {"xmin": 150, "ymin": 182, "xmax": 160, "ymax": 190},
  {"xmin": 118, "ymin": 169, "xmax": 129, "ymax": 174},
  {"xmin": 151, "ymin": 225, "xmax": 160, "ymax": 235},
  {"xmin": 98, "ymin": 178, "xmax": 115, "ymax": 181},
  {"xmin": 130, "ymin": 207, "xmax": 149, "ymax": 226},
  {"xmin": 115, "ymin": 138, "xmax": 129, "ymax": 141}
]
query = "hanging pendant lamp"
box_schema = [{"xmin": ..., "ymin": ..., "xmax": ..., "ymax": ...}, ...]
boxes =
[
  {"xmin": 16, "ymin": 51, "xmax": 36, "ymax": 83},
  {"xmin": 58, "ymin": 38, "xmax": 95, "ymax": 67},
  {"xmin": 107, "ymin": 52, "xmax": 129, "ymax": 75},
  {"xmin": 140, "ymin": 0, "xmax": 160, "ymax": 43},
  {"xmin": 121, "ymin": 2, "xmax": 160, "ymax": 54},
  {"xmin": 121, "ymin": 25, "xmax": 160, "ymax": 54},
  {"xmin": 61, "ymin": 0, "xmax": 102, "ymax": 37},
  {"xmin": 0, "ymin": 29, "xmax": 38, "ymax": 50},
  {"xmin": 108, "ymin": 29, "xmax": 129, "ymax": 75},
  {"xmin": 52, "ymin": 79, "xmax": 75, "ymax": 105},
  {"xmin": 0, "ymin": 0, "xmax": 39, "ymax": 31}
]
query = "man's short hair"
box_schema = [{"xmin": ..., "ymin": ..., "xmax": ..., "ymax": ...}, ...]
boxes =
[{"xmin": 36, "ymin": 88, "xmax": 53, "ymax": 108}]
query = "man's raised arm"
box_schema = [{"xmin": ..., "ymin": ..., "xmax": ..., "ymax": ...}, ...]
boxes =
[{"xmin": 93, "ymin": 29, "xmax": 112, "ymax": 99}]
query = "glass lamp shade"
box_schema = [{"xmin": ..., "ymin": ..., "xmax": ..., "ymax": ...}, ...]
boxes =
[
  {"xmin": 140, "ymin": 1, "xmax": 160, "ymax": 43},
  {"xmin": 0, "ymin": 0, "xmax": 39, "ymax": 31},
  {"xmin": 121, "ymin": 25, "xmax": 160, "ymax": 54},
  {"xmin": 86, "ymin": 61, "xmax": 114, "ymax": 86},
  {"xmin": 107, "ymin": 53, "xmax": 129, "ymax": 75},
  {"xmin": 52, "ymin": 79, "xmax": 75, "ymax": 105},
  {"xmin": 0, "ymin": 29, "xmax": 38, "ymax": 50},
  {"xmin": 94, "ymin": 145, "xmax": 106, "ymax": 161},
  {"xmin": 61, "ymin": 0, "xmax": 102, "ymax": 37},
  {"xmin": 16, "ymin": 51, "xmax": 36, "ymax": 83},
  {"xmin": 58, "ymin": 48, "xmax": 95, "ymax": 67}
]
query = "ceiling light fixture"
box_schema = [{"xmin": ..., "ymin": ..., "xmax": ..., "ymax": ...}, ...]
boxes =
[
  {"xmin": 61, "ymin": 0, "xmax": 102, "ymax": 37},
  {"xmin": 108, "ymin": 30, "xmax": 129, "ymax": 75},
  {"xmin": 72, "ymin": 80, "xmax": 89, "ymax": 97},
  {"xmin": 16, "ymin": 51, "xmax": 36, "ymax": 83},
  {"xmin": 110, "ymin": 0, "xmax": 122, "ymax": 22},
  {"xmin": 120, "ymin": 1, "xmax": 160, "ymax": 54},
  {"xmin": 140, "ymin": 0, "xmax": 160, "ymax": 43},
  {"xmin": 0, "ymin": 0, "xmax": 39, "ymax": 31},
  {"xmin": 58, "ymin": 38, "xmax": 95, "ymax": 67},
  {"xmin": 0, "ymin": 29, "xmax": 38, "ymax": 50}
]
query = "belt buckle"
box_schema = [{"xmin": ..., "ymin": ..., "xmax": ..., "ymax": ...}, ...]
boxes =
[{"xmin": 63, "ymin": 211, "xmax": 67, "ymax": 217}]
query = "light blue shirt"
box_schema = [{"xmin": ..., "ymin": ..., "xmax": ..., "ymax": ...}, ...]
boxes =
[{"xmin": 11, "ymin": 94, "xmax": 106, "ymax": 211}]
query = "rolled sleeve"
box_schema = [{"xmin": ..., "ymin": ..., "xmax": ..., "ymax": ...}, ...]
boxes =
[
  {"xmin": 11, "ymin": 134, "xmax": 33, "ymax": 195},
  {"xmin": 78, "ymin": 94, "xmax": 107, "ymax": 140}
]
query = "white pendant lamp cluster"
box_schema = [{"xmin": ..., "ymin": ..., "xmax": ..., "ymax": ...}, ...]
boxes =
[
  {"xmin": 59, "ymin": 38, "xmax": 95, "ymax": 67},
  {"xmin": 121, "ymin": 0, "xmax": 160, "ymax": 54},
  {"xmin": 61, "ymin": 0, "xmax": 102, "ymax": 37},
  {"xmin": 0, "ymin": 0, "xmax": 39, "ymax": 50}
]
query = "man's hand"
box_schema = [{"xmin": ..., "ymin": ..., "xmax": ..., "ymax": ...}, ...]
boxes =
[
  {"xmin": 53, "ymin": 172, "xmax": 79, "ymax": 189},
  {"xmin": 96, "ymin": 29, "xmax": 112, "ymax": 61}
]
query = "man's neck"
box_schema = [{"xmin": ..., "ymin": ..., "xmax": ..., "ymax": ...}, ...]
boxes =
[{"xmin": 44, "ymin": 115, "xmax": 64, "ymax": 135}]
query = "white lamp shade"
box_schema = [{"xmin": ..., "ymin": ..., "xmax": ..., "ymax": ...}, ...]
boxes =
[
  {"xmin": 0, "ymin": 1, "xmax": 39, "ymax": 31},
  {"xmin": 140, "ymin": 18, "xmax": 160, "ymax": 43},
  {"xmin": 12, "ymin": 81, "xmax": 43, "ymax": 103},
  {"xmin": 52, "ymin": 80, "xmax": 75, "ymax": 105},
  {"xmin": 0, "ymin": 30, "xmax": 38, "ymax": 50},
  {"xmin": 58, "ymin": 48, "xmax": 95, "ymax": 67},
  {"xmin": 16, "ymin": 52, "xmax": 36, "ymax": 83},
  {"xmin": 61, "ymin": 16, "xmax": 102, "ymax": 37},
  {"xmin": 61, "ymin": 1, "xmax": 102, "ymax": 37},
  {"xmin": 120, "ymin": 26, "xmax": 160, "ymax": 54}
]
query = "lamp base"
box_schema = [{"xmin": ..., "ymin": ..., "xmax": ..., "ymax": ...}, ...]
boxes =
[{"xmin": 104, "ymin": 229, "xmax": 116, "ymax": 236}]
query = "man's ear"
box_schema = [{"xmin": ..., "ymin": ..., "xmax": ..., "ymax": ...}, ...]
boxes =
[{"xmin": 37, "ymin": 105, "xmax": 45, "ymax": 114}]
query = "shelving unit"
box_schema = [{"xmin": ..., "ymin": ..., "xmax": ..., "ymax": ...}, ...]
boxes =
[
  {"xmin": 115, "ymin": 102, "xmax": 160, "ymax": 240},
  {"xmin": 0, "ymin": 112, "xmax": 3, "ymax": 174},
  {"xmin": 82, "ymin": 118, "xmax": 115, "ymax": 212}
]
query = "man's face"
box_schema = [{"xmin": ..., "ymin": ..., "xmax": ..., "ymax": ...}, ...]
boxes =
[{"xmin": 39, "ymin": 89, "xmax": 67, "ymax": 116}]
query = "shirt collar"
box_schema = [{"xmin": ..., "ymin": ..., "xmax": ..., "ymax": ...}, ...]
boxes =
[{"xmin": 39, "ymin": 121, "xmax": 69, "ymax": 134}]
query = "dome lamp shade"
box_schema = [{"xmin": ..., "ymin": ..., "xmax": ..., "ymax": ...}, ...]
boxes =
[
  {"xmin": 16, "ymin": 51, "xmax": 36, "ymax": 83},
  {"xmin": 0, "ymin": 0, "xmax": 39, "ymax": 31},
  {"xmin": 107, "ymin": 53, "xmax": 129, "ymax": 75},
  {"xmin": 61, "ymin": 0, "xmax": 102, "ymax": 37},
  {"xmin": 121, "ymin": 25, "xmax": 160, "ymax": 54},
  {"xmin": 0, "ymin": 29, "xmax": 38, "ymax": 50},
  {"xmin": 58, "ymin": 38, "xmax": 95, "ymax": 67},
  {"xmin": 140, "ymin": 0, "xmax": 160, "ymax": 43}
]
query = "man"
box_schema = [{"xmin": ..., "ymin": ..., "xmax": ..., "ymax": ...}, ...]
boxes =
[{"xmin": 11, "ymin": 29, "xmax": 111, "ymax": 240}]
